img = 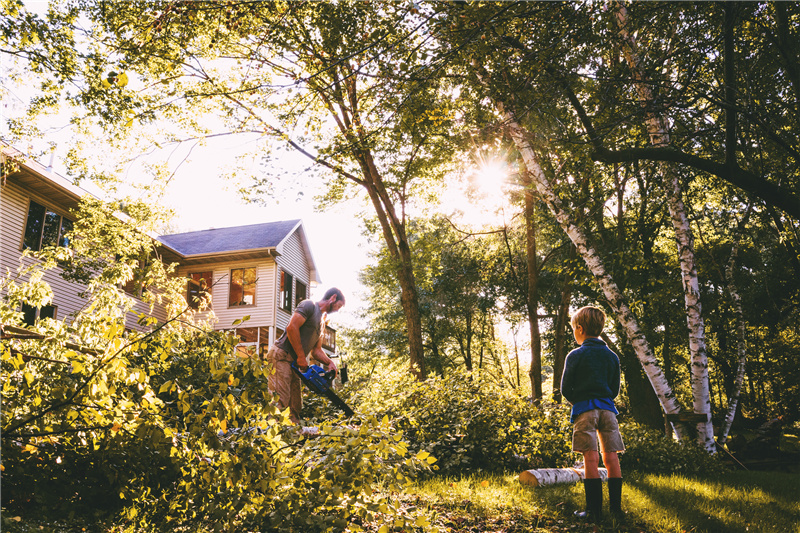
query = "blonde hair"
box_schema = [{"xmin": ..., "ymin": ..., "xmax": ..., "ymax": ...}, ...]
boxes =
[{"xmin": 571, "ymin": 306, "xmax": 606, "ymax": 337}]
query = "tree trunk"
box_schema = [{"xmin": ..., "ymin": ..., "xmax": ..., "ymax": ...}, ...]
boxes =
[
  {"xmin": 614, "ymin": 2, "xmax": 714, "ymax": 452},
  {"xmin": 520, "ymin": 468, "xmax": 609, "ymax": 487},
  {"xmin": 320, "ymin": 68, "xmax": 427, "ymax": 381},
  {"xmin": 552, "ymin": 247, "xmax": 574, "ymax": 403},
  {"xmin": 523, "ymin": 169, "xmax": 543, "ymax": 401},
  {"xmin": 718, "ymin": 203, "xmax": 753, "ymax": 444},
  {"xmin": 603, "ymin": 331, "xmax": 664, "ymax": 429}
]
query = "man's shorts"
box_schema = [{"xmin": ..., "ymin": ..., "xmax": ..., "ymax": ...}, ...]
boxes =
[{"xmin": 572, "ymin": 409, "xmax": 625, "ymax": 453}]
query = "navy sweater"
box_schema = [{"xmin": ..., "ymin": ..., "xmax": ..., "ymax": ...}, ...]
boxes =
[{"xmin": 560, "ymin": 337, "xmax": 621, "ymax": 404}]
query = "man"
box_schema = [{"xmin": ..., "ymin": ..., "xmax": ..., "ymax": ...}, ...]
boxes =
[{"xmin": 266, "ymin": 287, "xmax": 345, "ymax": 423}]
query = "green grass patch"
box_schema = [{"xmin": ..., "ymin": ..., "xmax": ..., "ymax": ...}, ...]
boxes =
[{"xmin": 408, "ymin": 470, "xmax": 800, "ymax": 533}]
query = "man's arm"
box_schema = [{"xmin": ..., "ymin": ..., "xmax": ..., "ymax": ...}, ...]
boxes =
[
  {"xmin": 285, "ymin": 312, "xmax": 309, "ymax": 369},
  {"xmin": 310, "ymin": 337, "xmax": 337, "ymax": 377}
]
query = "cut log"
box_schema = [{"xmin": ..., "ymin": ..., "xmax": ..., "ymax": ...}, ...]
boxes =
[{"xmin": 519, "ymin": 467, "xmax": 608, "ymax": 487}]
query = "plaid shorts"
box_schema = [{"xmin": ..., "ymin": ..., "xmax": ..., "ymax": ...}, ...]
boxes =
[{"xmin": 572, "ymin": 409, "xmax": 625, "ymax": 453}]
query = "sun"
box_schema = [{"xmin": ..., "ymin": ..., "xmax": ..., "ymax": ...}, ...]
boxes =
[{"xmin": 474, "ymin": 159, "xmax": 509, "ymax": 193}]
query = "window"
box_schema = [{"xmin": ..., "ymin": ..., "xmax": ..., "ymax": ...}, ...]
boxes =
[
  {"xmin": 21, "ymin": 303, "xmax": 57, "ymax": 326},
  {"xmin": 322, "ymin": 325, "xmax": 336, "ymax": 352},
  {"xmin": 23, "ymin": 200, "xmax": 73, "ymax": 251},
  {"xmin": 295, "ymin": 280, "xmax": 307, "ymax": 307},
  {"xmin": 229, "ymin": 267, "xmax": 256, "ymax": 307},
  {"xmin": 229, "ymin": 326, "xmax": 271, "ymax": 358},
  {"xmin": 187, "ymin": 271, "xmax": 213, "ymax": 309},
  {"xmin": 280, "ymin": 270, "xmax": 293, "ymax": 312}
]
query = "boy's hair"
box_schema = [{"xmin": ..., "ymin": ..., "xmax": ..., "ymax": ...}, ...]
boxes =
[{"xmin": 571, "ymin": 306, "xmax": 606, "ymax": 337}]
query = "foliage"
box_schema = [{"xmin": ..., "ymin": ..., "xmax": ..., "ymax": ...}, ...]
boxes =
[
  {"xmin": 1, "ymin": 200, "xmax": 434, "ymax": 532},
  {"xmin": 618, "ymin": 423, "xmax": 729, "ymax": 477},
  {"xmin": 354, "ymin": 369, "xmax": 575, "ymax": 475},
  {"xmin": 4, "ymin": 0, "xmax": 800, "ymax": 448}
]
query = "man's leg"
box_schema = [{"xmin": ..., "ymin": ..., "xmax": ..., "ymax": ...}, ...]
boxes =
[{"xmin": 267, "ymin": 351, "xmax": 300, "ymax": 424}]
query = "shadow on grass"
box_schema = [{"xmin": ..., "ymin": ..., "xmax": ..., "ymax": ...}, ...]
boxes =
[
  {"xmin": 521, "ymin": 470, "xmax": 800, "ymax": 533},
  {"xmin": 626, "ymin": 471, "xmax": 800, "ymax": 533}
]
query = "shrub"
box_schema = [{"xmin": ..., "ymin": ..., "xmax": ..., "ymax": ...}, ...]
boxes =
[
  {"xmin": 619, "ymin": 422, "xmax": 729, "ymax": 476},
  {"xmin": 353, "ymin": 371, "xmax": 575, "ymax": 474}
]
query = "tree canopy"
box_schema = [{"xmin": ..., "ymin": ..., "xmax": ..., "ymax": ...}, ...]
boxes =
[{"xmin": 3, "ymin": 0, "xmax": 799, "ymax": 450}]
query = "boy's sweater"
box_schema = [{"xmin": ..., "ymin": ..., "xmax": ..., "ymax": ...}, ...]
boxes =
[{"xmin": 560, "ymin": 337, "xmax": 620, "ymax": 405}]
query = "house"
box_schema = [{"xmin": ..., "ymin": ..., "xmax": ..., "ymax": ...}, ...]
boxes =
[
  {"xmin": 158, "ymin": 220, "xmax": 330, "ymax": 357},
  {"xmin": 1, "ymin": 145, "xmax": 338, "ymax": 358}
]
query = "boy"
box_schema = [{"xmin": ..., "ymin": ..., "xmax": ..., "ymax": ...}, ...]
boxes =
[{"xmin": 560, "ymin": 306, "xmax": 624, "ymax": 521}]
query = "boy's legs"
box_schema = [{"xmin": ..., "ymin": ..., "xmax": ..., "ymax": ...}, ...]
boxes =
[
  {"xmin": 573, "ymin": 411, "xmax": 604, "ymax": 520},
  {"xmin": 602, "ymin": 450, "xmax": 621, "ymax": 478},
  {"xmin": 582, "ymin": 450, "xmax": 601, "ymax": 478},
  {"xmin": 597, "ymin": 411, "xmax": 625, "ymax": 515}
]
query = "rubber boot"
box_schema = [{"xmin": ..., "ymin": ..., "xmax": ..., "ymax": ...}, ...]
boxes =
[
  {"xmin": 574, "ymin": 478, "xmax": 603, "ymax": 521},
  {"xmin": 608, "ymin": 477, "xmax": 623, "ymax": 515}
]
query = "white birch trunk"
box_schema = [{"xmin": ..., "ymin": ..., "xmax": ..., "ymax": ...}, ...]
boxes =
[
  {"xmin": 718, "ymin": 205, "xmax": 752, "ymax": 444},
  {"xmin": 499, "ymin": 111, "xmax": 687, "ymax": 440},
  {"xmin": 614, "ymin": 3, "xmax": 715, "ymax": 452},
  {"xmin": 519, "ymin": 467, "xmax": 608, "ymax": 487}
]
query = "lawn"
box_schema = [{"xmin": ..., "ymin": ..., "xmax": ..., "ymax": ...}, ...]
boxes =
[
  {"xmin": 2, "ymin": 470, "xmax": 798, "ymax": 532},
  {"xmin": 406, "ymin": 469, "xmax": 800, "ymax": 533}
]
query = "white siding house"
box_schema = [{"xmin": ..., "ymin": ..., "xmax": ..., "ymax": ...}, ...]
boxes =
[
  {"xmin": 158, "ymin": 219, "xmax": 324, "ymax": 357},
  {"xmin": 1, "ymin": 145, "xmax": 336, "ymax": 358}
]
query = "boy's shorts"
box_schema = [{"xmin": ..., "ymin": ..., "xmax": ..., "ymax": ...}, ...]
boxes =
[{"xmin": 572, "ymin": 409, "xmax": 625, "ymax": 453}]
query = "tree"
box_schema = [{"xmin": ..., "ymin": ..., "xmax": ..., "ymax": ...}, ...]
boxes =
[{"xmin": 3, "ymin": 1, "xmax": 464, "ymax": 380}]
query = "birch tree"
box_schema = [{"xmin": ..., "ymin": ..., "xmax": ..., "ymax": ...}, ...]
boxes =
[{"xmin": 613, "ymin": 2, "xmax": 715, "ymax": 452}]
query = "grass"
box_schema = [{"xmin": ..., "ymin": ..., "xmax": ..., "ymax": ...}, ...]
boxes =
[
  {"xmin": 3, "ymin": 470, "xmax": 798, "ymax": 532},
  {"xmin": 406, "ymin": 469, "xmax": 800, "ymax": 533}
]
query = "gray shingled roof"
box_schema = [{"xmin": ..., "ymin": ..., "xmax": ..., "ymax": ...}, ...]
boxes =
[{"xmin": 158, "ymin": 219, "xmax": 302, "ymax": 256}]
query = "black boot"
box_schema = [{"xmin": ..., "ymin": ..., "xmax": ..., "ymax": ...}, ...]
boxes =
[
  {"xmin": 608, "ymin": 477, "xmax": 623, "ymax": 515},
  {"xmin": 575, "ymin": 478, "xmax": 603, "ymax": 521}
]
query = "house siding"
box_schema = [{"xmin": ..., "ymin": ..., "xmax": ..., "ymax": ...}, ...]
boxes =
[
  {"xmin": 175, "ymin": 257, "xmax": 278, "ymax": 332},
  {"xmin": 276, "ymin": 229, "xmax": 310, "ymax": 330},
  {"xmin": 1, "ymin": 180, "xmax": 88, "ymax": 324},
  {"xmin": 2, "ymin": 179, "xmax": 168, "ymax": 329}
]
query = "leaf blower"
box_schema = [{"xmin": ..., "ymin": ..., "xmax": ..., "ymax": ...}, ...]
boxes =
[{"xmin": 291, "ymin": 363, "xmax": 354, "ymax": 417}]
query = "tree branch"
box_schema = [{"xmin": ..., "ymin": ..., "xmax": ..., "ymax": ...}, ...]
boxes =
[{"xmin": 592, "ymin": 147, "xmax": 800, "ymax": 219}]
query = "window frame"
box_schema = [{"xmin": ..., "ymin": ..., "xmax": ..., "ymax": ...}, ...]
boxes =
[
  {"xmin": 22, "ymin": 199, "xmax": 73, "ymax": 252},
  {"xmin": 279, "ymin": 270, "xmax": 294, "ymax": 312},
  {"xmin": 295, "ymin": 279, "xmax": 308, "ymax": 307},
  {"xmin": 21, "ymin": 303, "xmax": 58, "ymax": 326},
  {"xmin": 228, "ymin": 266, "xmax": 257, "ymax": 307},
  {"xmin": 322, "ymin": 325, "xmax": 336, "ymax": 352},
  {"xmin": 187, "ymin": 271, "xmax": 213, "ymax": 310}
]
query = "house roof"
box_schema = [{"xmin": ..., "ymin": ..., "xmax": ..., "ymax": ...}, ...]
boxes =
[
  {"xmin": 2, "ymin": 144, "xmax": 96, "ymax": 211},
  {"xmin": 3, "ymin": 144, "xmax": 322, "ymax": 285},
  {"xmin": 158, "ymin": 219, "xmax": 302, "ymax": 255},
  {"xmin": 158, "ymin": 220, "xmax": 321, "ymax": 284}
]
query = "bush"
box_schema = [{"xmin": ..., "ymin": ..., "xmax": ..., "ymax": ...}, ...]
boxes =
[
  {"xmin": 353, "ymin": 371, "xmax": 575, "ymax": 474},
  {"xmin": 619, "ymin": 422, "xmax": 729, "ymax": 476}
]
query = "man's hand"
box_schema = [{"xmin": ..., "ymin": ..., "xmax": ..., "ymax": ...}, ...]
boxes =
[
  {"xmin": 297, "ymin": 356, "xmax": 309, "ymax": 371},
  {"xmin": 326, "ymin": 360, "xmax": 338, "ymax": 378}
]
